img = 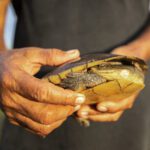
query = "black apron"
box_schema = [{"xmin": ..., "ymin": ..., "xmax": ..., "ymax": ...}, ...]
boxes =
[{"xmin": 1, "ymin": 0, "xmax": 150, "ymax": 150}]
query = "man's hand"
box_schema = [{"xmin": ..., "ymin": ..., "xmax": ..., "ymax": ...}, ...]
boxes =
[
  {"xmin": 77, "ymin": 41, "xmax": 149, "ymax": 122},
  {"xmin": 0, "ymin": 47, "xmax": 85, "ymax": 136},
  {"xmin": 112, "ymin": 43, "xmax": 149, "ymax": 61},
  {"xmin": 77, "ymin": 94, "xmax": 138, "ymax": 122}
]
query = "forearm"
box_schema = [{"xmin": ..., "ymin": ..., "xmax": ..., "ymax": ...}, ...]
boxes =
[{"xmin": 0, "ymin": 0, "xmax": 10, "ymax": 50}]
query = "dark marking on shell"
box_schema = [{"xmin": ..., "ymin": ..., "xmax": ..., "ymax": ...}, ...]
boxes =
[{"xmin": 60, "ymin": 72, "xmax": 106, "ymax": 91}]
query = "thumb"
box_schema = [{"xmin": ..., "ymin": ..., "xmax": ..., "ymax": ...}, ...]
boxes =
[
  {"xmin": 45, "ymin": 48, "xmax": 80, "ymax": 66},
  {"xmin": 28, "ymin": 48, "xmax": 80, "ymax": 66}
]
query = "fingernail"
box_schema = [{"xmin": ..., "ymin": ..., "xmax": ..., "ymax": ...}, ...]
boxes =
[
  {"xmin": 81, "ymin": 111, "xmax": 88, "ymax": 116},
  {"xmin": 74, "ymin": 105, "xmax": 81, "ymax": 111},
  {"xmin": 76, "ymin": 94, "xmax": 85, "ymax": 104},
  {"xmin": 97, "ymin": 106, "xmax": 108, "ymax": 112},
  {"xmin": 66, "ymin": 49, "xmax": 79, "ymax": 54}
]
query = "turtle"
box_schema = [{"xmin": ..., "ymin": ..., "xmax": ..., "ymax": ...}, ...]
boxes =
[
  {"xmin": 43, "ymin": 52, "xmax": 148, "ymax": 104},
  {"xmin": 42, "ymin": 52, "xmax": 148, "ymax": 126}
]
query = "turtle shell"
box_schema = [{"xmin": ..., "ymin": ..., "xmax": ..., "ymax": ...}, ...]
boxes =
[
  {"xmin": 44, "ymin": 53, "xmax": 147, "ymax": 83},
  {"xmin": 43, "ymin": 52, "xmax": 148, "ymax": 104}
]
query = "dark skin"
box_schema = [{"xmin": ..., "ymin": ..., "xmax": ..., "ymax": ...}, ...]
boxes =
[{"xmin": 0, "ymin": 0, "xmax": 150, "ymax": 136}]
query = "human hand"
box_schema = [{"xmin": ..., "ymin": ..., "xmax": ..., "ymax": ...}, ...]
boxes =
[
  {"xmin": 0, "ymin": 47, "xmax": 85, "ymax": 136},
  {"xmin": 77, "ymin": 93, "xmax": 138, "ymax": 122},
  {"xmin": 112, "ymin": 42, "xmax": 150, "ymax": 61},
  {"xmin": 76, "ymin": 42, "xmax": 148, "ymax": 123}
]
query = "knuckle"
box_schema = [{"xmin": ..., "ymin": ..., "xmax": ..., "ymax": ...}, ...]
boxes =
[
  {"xmin": 48, "ymin": 49, "xmax": 56, "ymax": 64},
  {"xmin": 58, "ymin": 92, "xmax": 70, "ymax": 105},
  {"xmin": 64, "ymin": 92, "xmax": 75, "ymax": 105},
  {"xmin": 42, "ymin": 111, "xmax": 54, "ymax": 125},
  {"xmin": 50, "ymin": 49, "xmax": 62, "ymax": 56},
  {"xmin": 33, "ymin": 85, "xmax": 49, "ymax": 102},
  {"xmin": 23, "ymin": 47, "xmax": 40, "ymax": 56},
  {"xmin": 49, "ymin": 49, "xmax": 64, "ymax": 66}
]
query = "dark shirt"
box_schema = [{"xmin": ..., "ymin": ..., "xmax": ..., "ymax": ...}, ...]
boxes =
[
  {"xmin": 12, "ymin": 0, "xmax": 149, "ymax": 53},
  {"xmin": 0, "ymin": 1, "xmax": 150, "ymax": 150}
]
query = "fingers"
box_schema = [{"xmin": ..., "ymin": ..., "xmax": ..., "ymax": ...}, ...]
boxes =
[
  {"xmin": 23, "ymin": 103, "xmax": 74, "ymax": 125},
  {"xmin": 112, "ymin": 45, "xmax": 148, "ymax": 61},
  {"xmin": 8, "ymin": 118, "xmax": 42, "ymax": 136},
  {"xmin": 8, "ymin": 118, "xmax": 20, "ymax": 126},
  {"xmin": 88, "ymin": 111, "xmax": 123, "ymax": 122},
  {"xmin": 6, "ymin": 110, "xmax": 66, "ymax": 136},
  {"xmin": 76, "ymin": 105, "xmax": 123, "ymax": 122},
  {"xmin": 112, "ymin": 45, "xmax": 139, "ymax": 56},
  {"xmin": 23, "ymin": 48, "xmax": 80, "ymax": 66},
  {"xmin": 97, "ymin": 94, "xmax": 138, "ymax": 113},
  {"xmin": 3, "ymin": 93, "xmax": 75, "ymax": 125},
  {"xmin": 112, "ymin": 46, "xmax": 130, "ymax": 55},
  {"xmin": 14, "ymin": 72, "xmax": 85, "ymax": 106},
  {"xmin": 77, "ymin": 105, "xmax": 99, "ymax": 118}
]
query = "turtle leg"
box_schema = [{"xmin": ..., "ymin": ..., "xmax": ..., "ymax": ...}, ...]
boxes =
[
  {"xmin": 76, "ymin": 117, "xmax": 90, "ymax": 127},
  {"xmin": 74, "ymin": 112, "xmax": 90, "ymax": 127}
]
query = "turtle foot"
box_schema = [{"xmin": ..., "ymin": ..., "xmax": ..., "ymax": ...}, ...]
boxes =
[{"xmin": 77, "ymin": 118, "xmax": 90, "ymax": 127}]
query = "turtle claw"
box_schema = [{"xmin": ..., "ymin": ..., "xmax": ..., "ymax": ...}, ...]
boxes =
[{"xmin": 77, "ymin": 118, "xmax": 90, "ymax": 127}]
